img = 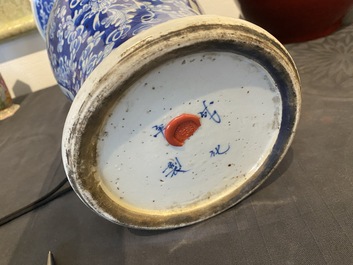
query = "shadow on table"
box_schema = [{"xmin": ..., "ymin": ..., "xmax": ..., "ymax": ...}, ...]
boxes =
[
  {"xmin": 257, "ymin": 147, "xmax": 294, "ymax": 192},
  {"xmin": 12, "ymin": 80, "xmax": 32, "ymax": 98}
]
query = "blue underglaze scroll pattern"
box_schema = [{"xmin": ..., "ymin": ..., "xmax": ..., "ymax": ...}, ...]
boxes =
[
  {"xmin": 35, "ymin": 0, "xmax": 200, "ymax": 100},
  {"xmin": 33, "ymin": 0, "xmax": 54, "ymax": 38}
]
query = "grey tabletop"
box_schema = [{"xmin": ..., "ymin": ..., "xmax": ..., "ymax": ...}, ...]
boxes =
[{"xmin": 1, "ymin": 24, "xmax": 353, "ymax": 265}]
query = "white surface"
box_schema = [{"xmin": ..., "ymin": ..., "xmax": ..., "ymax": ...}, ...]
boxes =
[
  {"xmin": 0, "ymin": 49, "xmax": 56, "ymax": 98},
  {"xmin": 97, "ymin": 51, "xmax": 281, "ymax": 213},
  {"xmin": 0, "ymin": 0, "xmax": 240, "ymax": 98}
]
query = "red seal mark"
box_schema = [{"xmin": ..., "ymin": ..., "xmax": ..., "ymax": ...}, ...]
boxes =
[{"xmin": 165, "ymin": 114, "xmax": 201, "ymax": 146}]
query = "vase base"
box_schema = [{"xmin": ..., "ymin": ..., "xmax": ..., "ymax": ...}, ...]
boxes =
[{"xmin": 62, "ymin": 16, "xmax": 301, "ymax": 229}]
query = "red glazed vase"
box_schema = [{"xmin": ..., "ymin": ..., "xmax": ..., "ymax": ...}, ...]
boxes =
[{"xmin": 237, "ymin": 0, "xmax": 353, "ymax": 43}]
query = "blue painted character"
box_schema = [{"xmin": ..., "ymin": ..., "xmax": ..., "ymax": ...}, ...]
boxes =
[
  {"xmin": 162, "ymin": 157, "xmax": 188, "ymax": 177},
  {"xmin": 198, "ymin": 100, "xmax": 221, "ymax": 123},
  {"xmin": 152, "ymin": 124, "xmax": 165, "ymax": 138},
  {"xmin": 210, "ymin": 144, "xmax": 231, "ymax": 157}
]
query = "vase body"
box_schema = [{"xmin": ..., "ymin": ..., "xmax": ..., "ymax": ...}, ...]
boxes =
[
  {"xmin": 32, "ymin": 0, "xmax": 54, "ymax": 39},
  {"xmin": 32, "ymin": 0, "xmax": 200, "ymax": 99}
]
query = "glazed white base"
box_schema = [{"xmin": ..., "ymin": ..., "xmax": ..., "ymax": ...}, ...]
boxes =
[{"xmin": 97, "ymin": 51, "xmax": 282, "ymax": 213}]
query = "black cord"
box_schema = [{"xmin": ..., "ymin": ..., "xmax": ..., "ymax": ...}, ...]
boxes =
[{"xmin": 0, "ymin": 178, "xmax": 72, "ymax": 227}]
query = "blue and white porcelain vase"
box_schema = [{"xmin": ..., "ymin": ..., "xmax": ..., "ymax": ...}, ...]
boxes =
[{"xmin": 31, "ymin": 0, "xmax": 301, "ymax": 229}]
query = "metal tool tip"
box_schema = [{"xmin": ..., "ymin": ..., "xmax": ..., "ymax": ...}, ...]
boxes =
[{"xmin": 47, "ymin": 251, "xmax": 55, "ymax": 265}]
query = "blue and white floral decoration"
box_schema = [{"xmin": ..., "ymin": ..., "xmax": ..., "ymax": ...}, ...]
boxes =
[
  {"xmin": 31, "ymin": 0, "xmax": 55, "ymax": 39},
  {"xmin": 33, "ymin": 0, "xmax": 201, "ymax": 100}
]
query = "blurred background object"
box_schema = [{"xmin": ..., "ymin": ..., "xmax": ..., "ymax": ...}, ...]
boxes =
[
  {"xmin": 0, "ymin": 74, "xmax": 13, "ymax": 109},
  {"xmin": 0, "ymin": 0, "xmax": 61, "ymax": 98},
  {"xmin": 237, "ymin": 0, "xmax": 353, "ymax": 43},
  {"xmin": 0, "ymin": 73, "xmax": 19, "ymax": 120},
  {"xmin": 0, "ymin": 0, "xmax": 36, "ymax": 41}
]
